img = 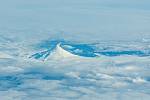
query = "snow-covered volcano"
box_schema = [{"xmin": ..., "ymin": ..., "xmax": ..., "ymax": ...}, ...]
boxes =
[
  {"xmin": 30, "ymin": 40, "xmax": 150, "ymax": 61},
  {"xmin": 29, "ymin": 40, "xmax": 98, "ymax": 60},
  {"xmin": 30, "ymin": 43, "xmax": 80, "ymax": 60}
]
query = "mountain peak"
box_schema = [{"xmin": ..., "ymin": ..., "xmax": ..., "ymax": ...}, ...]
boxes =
[{"xmin": 48, "ymin": 43, "xmax": 78, "ymax": 60}]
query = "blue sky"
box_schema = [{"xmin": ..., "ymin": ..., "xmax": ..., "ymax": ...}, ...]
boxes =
[{"xmin": 0, "ymin": 0, "xmax": 150, "ymax": 41}]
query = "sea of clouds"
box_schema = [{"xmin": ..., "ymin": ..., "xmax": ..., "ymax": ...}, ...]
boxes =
[{"xmin": 0, "ymin": 33, "xmax": 150, "ymax": 100}]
